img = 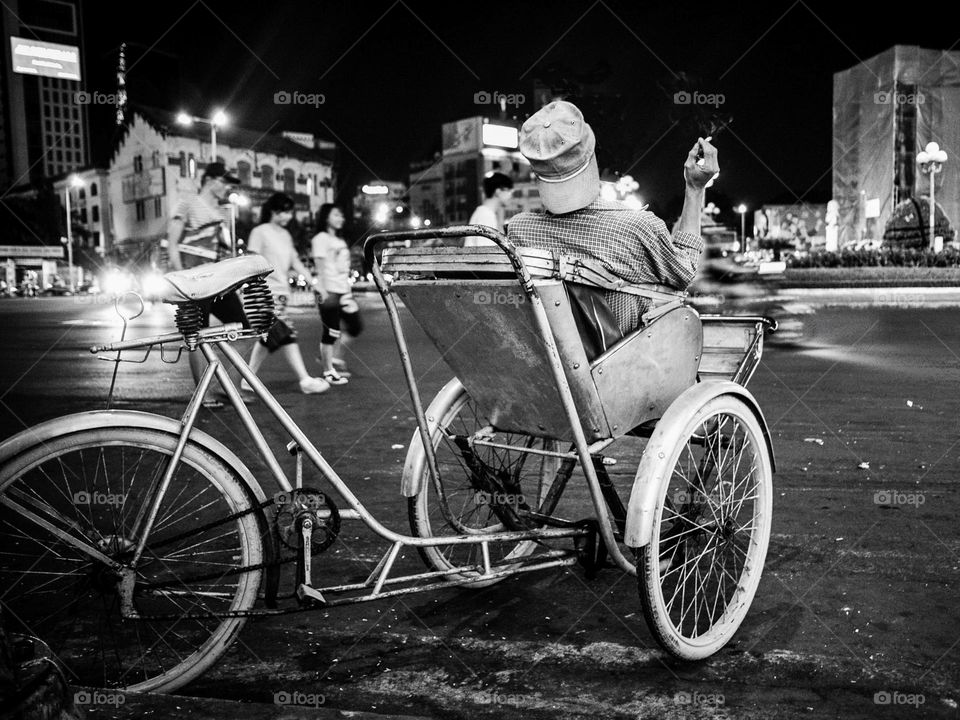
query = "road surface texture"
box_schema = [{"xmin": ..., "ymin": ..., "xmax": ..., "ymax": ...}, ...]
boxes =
[{"xmin": 0, "ymin": 294, "xmax": 957, "ymax": 719}]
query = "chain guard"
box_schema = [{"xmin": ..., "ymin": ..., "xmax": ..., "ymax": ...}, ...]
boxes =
[{"xmin": 274, "ymin": 488, "xmax": 340, "ymax": 554}]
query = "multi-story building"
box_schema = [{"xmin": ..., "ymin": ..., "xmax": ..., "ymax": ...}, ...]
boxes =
[
  {"xmin": 104, "ymin": 108, "xmax": 335, "ymax": 265},
  {"xmin": 0, "ymin": 0, "xmax": 88, "ymax": 190},
  {"xmin": 833, "ymin": 45, "xmax": 960, "ymax": 246},
  {"xmin": 407, "ymin": 116, "xmax": 540, "ymax": 229}
]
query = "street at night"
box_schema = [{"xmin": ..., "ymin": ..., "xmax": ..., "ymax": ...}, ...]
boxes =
[{"xmin": 0, "ymin": 294, "xmax": 958, "ymax": 719}]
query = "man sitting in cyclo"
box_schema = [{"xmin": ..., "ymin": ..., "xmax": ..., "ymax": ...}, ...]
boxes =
[{"xmin": 508, "ymin": 101, "xmax": 719, "ymax": 347}]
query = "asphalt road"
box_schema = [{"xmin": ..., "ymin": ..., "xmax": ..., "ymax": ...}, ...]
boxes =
[{"xmin": 0, "ymin": 294, "xmax": 958, "ymax": 719}]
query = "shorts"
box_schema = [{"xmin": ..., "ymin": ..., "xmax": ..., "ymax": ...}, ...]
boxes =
[
  {"xmin": 199, "ymin": 291, "xmax": 249, "ymax": 329},
  {"xmin": 318, "ymin": 292, "xmax": 363, "ymax": 345}
]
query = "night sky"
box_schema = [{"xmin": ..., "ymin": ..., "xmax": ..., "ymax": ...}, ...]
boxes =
[{"xmin": 80, "ymin": 1, "xmax": 960, "ymax": 221}]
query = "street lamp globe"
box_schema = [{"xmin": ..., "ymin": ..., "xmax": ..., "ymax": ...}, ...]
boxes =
[
  {"xmin": 211, "ymin": 110, "xmax": 228, "ymax": 127},
  {"xmin": 176, "ymin": 111, "xmax": 193, "ymax": 126}
]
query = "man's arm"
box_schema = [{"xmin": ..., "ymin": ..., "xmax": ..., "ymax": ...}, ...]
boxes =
[
  {"xmin": 675, "ymin": 137, "xmax": 719, "ymax": 238},
  {"xmin": 165, "ymin": 217, "xmax": 186, "ymax": 271}
]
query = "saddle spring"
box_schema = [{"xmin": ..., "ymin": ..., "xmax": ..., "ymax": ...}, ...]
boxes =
[
  {"xmin": 241, "ymin": 277, "xmax": 276, "ymax": 334},
  {"xmin": 174, "ymin": 302, "xmax": 205, "ymax": 349}
]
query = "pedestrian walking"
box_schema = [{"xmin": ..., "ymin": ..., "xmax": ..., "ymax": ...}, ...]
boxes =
[
  {"xmin": 243, "ymin": 193, "xmax": 330, "ymax": 395},
  {"xmin": 463, "ymin": 171, "xmax": 513, "ymax": 247},
  {"xmin": 163, "ymin": 162, "xmax": 249, "ymax": 407},
  {"xmin": 311, "ymin": 203, "xmax": 362, "ymax": 385}
]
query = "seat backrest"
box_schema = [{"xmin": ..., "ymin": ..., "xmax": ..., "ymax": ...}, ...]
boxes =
[
  {"xmin": 393, "ymin": 278, "xmax": 610, "ymax": 442},
  {"xmin": 384, "ymin": 246, "xmax": 702, "ymax": 441}
]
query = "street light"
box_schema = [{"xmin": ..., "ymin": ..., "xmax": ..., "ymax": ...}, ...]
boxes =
[
  {"xmin": 62, "ymin": 174, "xmax": 85, "ymax": 292},
  {"xmin": 916, "ymin": 141, "xmax": 948, "ymax": 250},
  {"xmin": 735, "ymin": 203, "xmax": 748, "ymax": 252},
  {"xmin": 227, "ymin": 192, "xmax": 250, "ymax": 257},
  {"xmin": 177, "ymin": 109, "xmax": 228, "ymax": 162}
]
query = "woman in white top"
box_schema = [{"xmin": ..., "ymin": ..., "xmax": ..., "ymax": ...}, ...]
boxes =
[
  {"xmin": 312, "ymin": 204, "xmax": 362, "ymax": 384},
  {"xmin": 244, "ymin": 193, "xmax": 329, "ymax": 394}
]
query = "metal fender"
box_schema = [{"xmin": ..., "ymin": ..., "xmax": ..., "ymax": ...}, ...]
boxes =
[
  {"xmin": 0, "ymin": 410, "xmax": 269, "ymax": 505},
  {"xmin": 623, "ymin": 380, "xmax": 776, "ymax": 548},
  {"xmin": 401, "ymin": 377, "xmax": 465, "ymax": 497}
]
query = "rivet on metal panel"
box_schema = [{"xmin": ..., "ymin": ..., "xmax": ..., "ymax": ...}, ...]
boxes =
[
  {"xmin": 555, "ymin": 300, "xmax": 561, "ymax": 306},
  {"xmin": 647, "ymin": 333, "xmax": 653, "ymax": 338},
  {"xmin": 694, "ymin": 355, "xmax": 699, "ymax": 361},
  {"xmin": 658, "ymin": 451, "xmax": 665, "ymax": 459},
  {"xmin": 573, "ymin": 362, "xmax": 580, "ymax": 369},
  {"xmin": 593, "ymin": 427, "xmax": 600, "ymax": 433},
  {"xmin": 612, "ymin": 425, "xmax": 618, "ymax": 431},
  {"xmin": 538, "ymin": 423, "xmax": 546, "ymax": 430},
  {"xmin": 597, "ymin": 368, "xmax": 602, "ymax": 374}
]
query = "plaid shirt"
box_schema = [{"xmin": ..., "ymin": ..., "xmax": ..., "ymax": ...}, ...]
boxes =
[{"xmin": 507, "ymin": 198, "xmax": 704, "ymax": 331}]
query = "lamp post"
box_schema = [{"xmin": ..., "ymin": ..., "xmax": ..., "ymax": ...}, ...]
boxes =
[
  {"xmin": 735, "ymin": 204, "xmax": 748, "ymax": 252},
  {"xmin": 916, "ymin": 141, "xmax": 948, "ymax": 250},
  {"xmin": 62, "ymin": 174, "xmax": 84, "ymax": 292},
  {"xmin": 176, "ymin": 109, "xmax": 228, "ymax": 162}
]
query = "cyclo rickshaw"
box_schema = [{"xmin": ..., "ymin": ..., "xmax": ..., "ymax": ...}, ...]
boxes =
[{"xmin": 0, "ymin": 225, "xmax": 775, "ymax": 693}]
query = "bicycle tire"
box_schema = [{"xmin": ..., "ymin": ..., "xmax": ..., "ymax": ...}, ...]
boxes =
[{"xmin": 0, "ymin": 426, "xmax": 264, "ymax": 692}]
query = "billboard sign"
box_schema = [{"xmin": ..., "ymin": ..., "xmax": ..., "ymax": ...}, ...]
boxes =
[{"xmin": 10, "ymin": 37, "xmax": 81, "ymax": 80}]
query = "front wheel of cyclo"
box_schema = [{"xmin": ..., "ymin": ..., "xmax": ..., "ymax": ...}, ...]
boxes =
[
  {"xmin": 637, "ymin": 393, "xmax": 773, "ymax": 660},
  {"xmin": 0, "ymin": 425, "xmax": 264, "ymax": 692}
]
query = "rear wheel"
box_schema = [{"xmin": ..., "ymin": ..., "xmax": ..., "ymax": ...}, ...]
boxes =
[
  {"xmin": 0, "ymin": 427, "xmax": 263, "ymax": 692},
  {"xmin": 638, "ymin": 395, "xmax": 772, "ymax": 659},
  {"xmin": 407, "ymin": 383, "xmax": 566, "ymax": 585}
]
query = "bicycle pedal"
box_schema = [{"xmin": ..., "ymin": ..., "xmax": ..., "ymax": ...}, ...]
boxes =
[{"xmin": 296, "ymin": 583, "xmax": 327, "ymax": 606}]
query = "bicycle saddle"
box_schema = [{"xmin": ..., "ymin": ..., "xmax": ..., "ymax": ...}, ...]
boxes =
[{"xmin": 160, "ymin": 255, "xmax": 274, "ymax": 304}]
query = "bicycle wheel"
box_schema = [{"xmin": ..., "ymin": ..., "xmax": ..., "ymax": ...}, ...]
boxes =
[
  {"xmin": 638, "ymin": 394, "xmax": 772, "ymax": 659},
  {"xmin": 0, "ymin": 427, "xmax": 264, "ymax": 692},
  {"xmin": 407, "ymin": 382, "xmax": 564, "ymax": 585}
]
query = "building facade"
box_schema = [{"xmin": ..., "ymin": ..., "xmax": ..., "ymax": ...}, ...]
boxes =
[
  {"xmin": 833, "ymin": 45, "xmax": 960, "ymax": 246},
  {"xmin": 104, "ymin": 110, "xmax": 335, "ymax": 265}
]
